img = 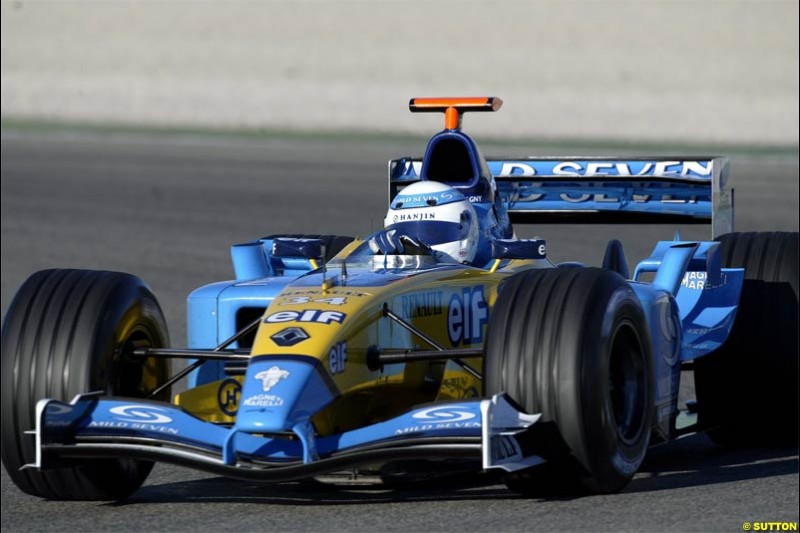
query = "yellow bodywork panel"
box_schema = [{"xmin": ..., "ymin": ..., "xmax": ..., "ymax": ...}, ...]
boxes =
[
  {"xmin": 175, "ymin": 256, "xmax": 547, "ymax": 430},
  {"xmin": 174, "ymin": 376, "xmax": 243, "ymax": 423},
  {"xmin": 435, "ymin": 360, "xmax": 483, "ymax": 401}
]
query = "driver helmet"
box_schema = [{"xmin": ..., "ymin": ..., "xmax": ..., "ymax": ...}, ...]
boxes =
[{"xmin": 384, "ymin": 181, "xmax": 479, "ymax": 264}]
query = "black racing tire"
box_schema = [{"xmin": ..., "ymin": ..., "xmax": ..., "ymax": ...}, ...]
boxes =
[
  {"xmin": 485, "ymin": 268, "xmax": 654, "ymax": 496},
  {"xmin": 1, "ymin": 269, "xmax": 171, "ymax": 500},
  {"xmin": 262, "ymin": 234, "xmax": 355, "ymax": 262},
  {"xmin": 694, "ymin": 232, "xmax": 798, "ymax": 446}
]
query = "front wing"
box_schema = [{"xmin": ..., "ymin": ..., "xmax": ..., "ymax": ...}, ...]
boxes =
[{"xmin": 24, "ymin": 393, "xmax": 542, "ymax": 481}]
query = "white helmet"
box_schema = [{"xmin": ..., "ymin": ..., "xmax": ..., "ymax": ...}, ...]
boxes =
[{"xmin": 384, "ymin": 181, "xmax": 479, "ymax": 264}]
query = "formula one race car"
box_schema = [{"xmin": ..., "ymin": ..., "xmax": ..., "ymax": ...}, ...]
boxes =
[{"xmin": 2, "ymin": 97, "xmax": 797, "ymax": 500}]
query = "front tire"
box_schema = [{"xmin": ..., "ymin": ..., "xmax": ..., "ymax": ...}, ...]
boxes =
[
  {"xmin": 1, "ymin": 269, "xmax": 170, "ymax": 500},
  {"xmin": 485, "ymin": 268, "xmax": 654, "ymax": 495}
]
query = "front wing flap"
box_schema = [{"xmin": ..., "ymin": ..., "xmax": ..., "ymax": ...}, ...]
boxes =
[{"xmin": 25, "ymin": 393, "xmax": 541, "ymax": 480}]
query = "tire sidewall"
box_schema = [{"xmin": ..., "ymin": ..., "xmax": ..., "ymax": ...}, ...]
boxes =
[
  {"xmin": 88, "ymin": 281, "xmax": 170, "ymax": 399},
  {"xmin": 577, "ymin": 285, "xmax": 653, "ymax": 491}
]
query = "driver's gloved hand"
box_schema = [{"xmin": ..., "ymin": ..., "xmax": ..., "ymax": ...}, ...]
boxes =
[
  {"xmin": 368, "ymin": 229, "xmax": 403, "ymax": 254},
  {"xmin": 397, "ymin": 235, "xmax": 432, "ymax": 255},
  {"xmin": 368, "ymin": 230, "xmax": 431, "ymax": 256}
]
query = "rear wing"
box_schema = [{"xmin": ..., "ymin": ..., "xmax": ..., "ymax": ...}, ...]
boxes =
[{"xmin": 389, "ymin": 157, "xmax": 733, "ymax": 237}]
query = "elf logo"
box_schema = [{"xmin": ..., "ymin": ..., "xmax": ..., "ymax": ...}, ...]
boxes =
[
  {"xmin": 329, "ymin": 341, "xmax": 348, "ymax": 375},
  {"xmin": 448, "ymin": 286, "xmax": 488, "ymax": 347},
  {"xmin": 264, "ymin": 310, "xmax": 346, "ymax": 325}
]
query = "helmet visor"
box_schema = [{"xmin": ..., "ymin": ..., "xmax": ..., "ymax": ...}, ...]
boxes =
[{"xmin": 384, "ymin": 221, "xmax": 468, "ymax": 246}]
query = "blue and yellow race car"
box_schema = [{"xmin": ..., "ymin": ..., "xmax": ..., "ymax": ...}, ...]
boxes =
[{"xmin": 2, "ymin": 97, "xmax": 797, "ymax": 500}]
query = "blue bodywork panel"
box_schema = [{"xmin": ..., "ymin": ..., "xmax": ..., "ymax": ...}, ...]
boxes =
[
  {"xmin": 628, "ymin": 283, "xmax": 681, "ymax": 438},
  {"xmin": 627, "ymin": 238, "xmax": 743, "ymax": 438},
  {"xmin": 635, "ymin": 239, "xmax": 744, "ymax": 362},
  {"xmin": 187, "ymin": 237, "xmax": 321, "ymax": 387},
  {"xmin": 235, "ymin": 356, "xmax": 336, "ymax": 433},
  {"xmin": 492, "ymin": 239, "xmax": 547, "ymax": 260}
]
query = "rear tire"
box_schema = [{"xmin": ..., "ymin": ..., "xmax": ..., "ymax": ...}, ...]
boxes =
[
  {"xmin": 485, "ymin": 268, "xmax": 654, "ymax": 496},
  {"xmin": 1, "ymin": 269, "xmax": 171, "ymax": 500},
  {"xmin": 694, "ymin": 232, "xmax": 798, "ymax": 445}
]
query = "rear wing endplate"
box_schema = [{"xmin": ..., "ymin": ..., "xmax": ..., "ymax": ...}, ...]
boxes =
[{"xmin": 389, "ymin": 157, "xmax": 733, "ymax": 238}]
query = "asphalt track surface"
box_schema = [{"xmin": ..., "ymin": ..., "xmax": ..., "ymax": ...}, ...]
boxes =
[{"xmin": 1, "ymin": 132, "xmax": 798, "ymax": 532}]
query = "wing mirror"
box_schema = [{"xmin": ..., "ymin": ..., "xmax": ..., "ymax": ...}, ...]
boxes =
[
  {"xmin": 492, "ymin": 239, "xmax": 547, "ymax": 260},
  {"xmin": 272, "ymin": 238, "xmax": 325, "ymax": 261}
]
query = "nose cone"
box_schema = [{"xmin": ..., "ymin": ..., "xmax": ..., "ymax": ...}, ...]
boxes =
[{"xmin": 235, "ymin": 356, "xmax": 337, "ymax": 433}]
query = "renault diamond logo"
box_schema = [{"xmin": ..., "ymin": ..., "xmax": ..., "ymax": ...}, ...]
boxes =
[{"xmin": 270, "ymin": 327, "xmax": 310, "ymax": 347}]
